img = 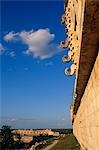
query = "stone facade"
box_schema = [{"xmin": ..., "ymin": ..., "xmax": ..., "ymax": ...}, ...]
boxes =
[
  {"xmin": 73, "ymin": 54, "xmax": 99, "ymax": 150},
  {"xmin": 13, "ymin": 129, "xmax": 59, "ymax": 136},
  {"xmin": 61, "ymin": 0, "xmax": 99, "ymax": 149}
]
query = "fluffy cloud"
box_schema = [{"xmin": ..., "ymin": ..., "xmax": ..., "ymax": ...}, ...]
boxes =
[
  {"xmin": 4, "ymin": 31, "xmax": 19, "ymax": 42},
  {"xmin": 0, "ymin": 43, "xmax": 5, "ymax": 55},
  {"xmin": 4, "ymin": 29, "xmax": 63, "ymax": 59},
  {"xmin": 0, "ymin": 43, "xmax": 16, "ymax": 57}
]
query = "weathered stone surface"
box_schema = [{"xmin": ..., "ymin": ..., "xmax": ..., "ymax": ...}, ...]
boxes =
[
  {"xmin": 62, "ymin": 0, "xmax": 99, "ymax": 149},
  {"xmin": 73, "ymin": 54, "xmax": 99, "ymax": 150}
]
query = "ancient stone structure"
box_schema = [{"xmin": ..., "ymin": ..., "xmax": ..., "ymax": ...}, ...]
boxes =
[
  {"xmin": 13, "ymin": 129, "xmax": 59, "ymax": 136},
  {"xmin": 13, "ymin": 129, "xmax": 59, "ymax": 143},
  {"xmin": 61, "ymin": 0, "xmax": 99, "ymax": 149}
]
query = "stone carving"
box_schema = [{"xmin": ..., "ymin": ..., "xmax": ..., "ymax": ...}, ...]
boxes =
[
  {"xmin": 60, "ymin": 38, "xmax": 69, "ymax": 48},
  {"xmin": 65, "ymin": 63, "xmax": 77, "ymax": 76},
  {"xmin": 62, "ymin": 50, "xmax": 74, "ymax": 62},
  {"xmin": 60, "ymin": 0, "xmax": 79, "ymax": 76},
  {"xmin": 61, "ymin": 14, "xmax": 66, "ymax": 24}
]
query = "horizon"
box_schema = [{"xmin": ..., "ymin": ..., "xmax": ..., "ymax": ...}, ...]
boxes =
[{"xmin": 0, "ymin": 126, "xmax": 73, "ymax": 130}]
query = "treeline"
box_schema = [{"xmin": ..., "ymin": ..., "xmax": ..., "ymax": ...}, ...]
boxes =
[{"xmin": 52, "ymin": 129, "xmax": 73, "ymax": 134}]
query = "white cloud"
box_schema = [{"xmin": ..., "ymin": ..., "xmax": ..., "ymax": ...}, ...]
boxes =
[
  {"xmin": 9, "ymin": 51, "xmax": 16, "ymax": 57},
  {"xmin": 4, "ymin": 29, "xmax": 63, "ymax": 59},
  {"xmin": 45, "ymin": 61, "xmax": 53, "ymax": 66},
  {"xmin": 4, "ymin": 31, "xmax": 19, "ymax": 42},
  {"xmin": 10, "ymin": 118, "xmax": 17, "ymax": 122},
  {"xmin": 0, "ymin": 43, "xmax": 5, "ymax": 55}
]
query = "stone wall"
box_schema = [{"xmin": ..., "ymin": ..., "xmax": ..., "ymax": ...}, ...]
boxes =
[
  {"xmin": 61, "ymin": 1, "xmax": 99, "ymax": 149},
  {"xmin": 73, "ymin": 53, "xmax": 99, "ymax": 150},
  {"xmin": 13, "ymin": 129, "xmax": 58, "ymax": 136}
]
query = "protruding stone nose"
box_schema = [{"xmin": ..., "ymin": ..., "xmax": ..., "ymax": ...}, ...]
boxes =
[
  {"xmin": 60, "ymin": 37, "xmax": 69, "ymax": 49},
  {"xmin": 61, "ymin": 15, "xmax": 65, "ymax": 24}
]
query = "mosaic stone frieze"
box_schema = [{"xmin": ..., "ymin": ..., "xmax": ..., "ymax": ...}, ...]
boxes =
[{"xmin": 61, "ymin": 0, "xmax": 80, "ymax": 76}]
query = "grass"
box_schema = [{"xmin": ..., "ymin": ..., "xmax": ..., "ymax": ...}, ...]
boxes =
[{"xmin": 50, "ymin": 133, "xmax": 80, "ymax": 150}]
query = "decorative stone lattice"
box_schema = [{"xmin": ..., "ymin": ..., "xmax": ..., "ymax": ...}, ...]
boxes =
[{"xmin": 61, "ymin": 0, "xmax": 80, "ymax": 76}]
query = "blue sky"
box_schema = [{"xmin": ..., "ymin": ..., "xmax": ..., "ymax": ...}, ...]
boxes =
[{"xmin": 0, "ymin": 0, "xmax": 75, "ymax": 129}]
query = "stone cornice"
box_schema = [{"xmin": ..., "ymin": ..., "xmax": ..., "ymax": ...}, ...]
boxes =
[
  {"xmin": 60, "ymin": 0, "xmax": 83, "ymax": 76},
  {"xmin": 61, "ymin": 0, "xmax": 99, "ymax": 122}
]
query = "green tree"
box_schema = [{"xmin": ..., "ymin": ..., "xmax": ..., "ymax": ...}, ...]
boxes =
[{"xmin": 0, "ymin": 125, "xmax": 14, "ymax": 149}]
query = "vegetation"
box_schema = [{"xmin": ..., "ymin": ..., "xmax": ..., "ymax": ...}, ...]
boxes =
[
  {"xmin": 52, "ymin": 129, "xmax": 73, "ymax": 134},
  {"xmin": 50, "ymin": 133, "xmax": 80, "ymax": 150},
  {"xmin": 29, "ymin": 134, "xmax": 54, "ymax": 149},
  {"xmin": 0, "ymin": 125, "xmax": 25, "ymax": 149},
  {"xmin": 0, "ymin": 125, "xmax": 14, "ymax": 149}
]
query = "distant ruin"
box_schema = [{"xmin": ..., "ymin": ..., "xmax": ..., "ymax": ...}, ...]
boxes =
[{"xmin": 12, "ymin": 129, "xmax": 59, "ymax": 143}]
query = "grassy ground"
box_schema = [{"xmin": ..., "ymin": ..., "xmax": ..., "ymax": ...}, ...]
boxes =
[{"xmin": 50, "ymin": 133, "xmax": 80, "ymax": 150}]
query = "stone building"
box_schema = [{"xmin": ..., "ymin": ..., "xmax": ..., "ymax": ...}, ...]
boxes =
[
  {"xmin": 13, "ymin": 129, "xmax": 58, "ymax": 136},
  {"xmin": 61, "ymin": 0, "xmax": 99, "ymax": 149},
  {"xmin": 13, "ymin": 129, "xmax": 59, "ymax": 143}
]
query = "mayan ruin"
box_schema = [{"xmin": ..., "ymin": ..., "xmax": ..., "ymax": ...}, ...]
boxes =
[{"xmin": 61, "ymin": 0, "xmax": 99, "ymax": 149}]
